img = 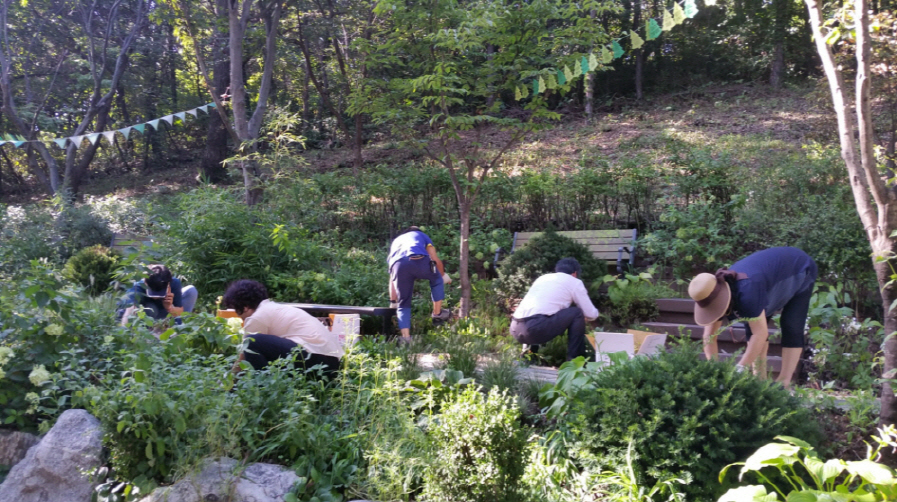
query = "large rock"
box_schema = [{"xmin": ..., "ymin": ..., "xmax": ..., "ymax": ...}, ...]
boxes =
[
  {"xmin": 0, "ymin": 409, "xmax": 103, "ymax": 502},
  {"xmin": 138, "ymin": 457, "xmax": 300, "ymax": 502},
  {"xmin": 0, "ymin": 429, "xmax": 40, "ymax": 467}
]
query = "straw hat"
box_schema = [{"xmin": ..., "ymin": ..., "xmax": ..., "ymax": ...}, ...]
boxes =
[{"xmin": 688, "ymin": 273, "xmax": 731, "ymax": 326}]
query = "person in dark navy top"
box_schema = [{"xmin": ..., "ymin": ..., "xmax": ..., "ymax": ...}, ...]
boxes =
[
  {"xmin": 688, "ymin": 247, "xmax": 817, "ymax": 387},
  {"xmin": 388, "ymin": 226, "xmax": 451, "ymax": 343}
]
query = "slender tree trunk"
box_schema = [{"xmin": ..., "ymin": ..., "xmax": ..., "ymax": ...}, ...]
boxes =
[
  {"xmin": 200, "ymin": 0, "xmax": 231, "ymax": 183},
  {"xmin": 458, "ymin": 198, "xmax": 471, "ymax": 318},
  {"xmin": 770, "ymin": 0, "xmax": 788, "ymax": 88},
  {"xmin": 585, "ymin": 9, "xmax": 597, "ymax": 118}
]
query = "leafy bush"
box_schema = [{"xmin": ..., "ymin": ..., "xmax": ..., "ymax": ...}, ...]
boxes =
[
  {"xmin": 558, "ymin": 348, "xmax": 822, "ymax": 501},
  {"xmin": 63, "ymin": 245, "xmax": 121, "ymax": 295},
  {"xmin": 598, "ymin": 270, "xmax": 673, "ymax": 329},
  {"xmin": 57, "ymin": 202, "xmax": 114, "ymax": 258},
  {"xmin": 424, "ymin": 387, "xmax": 529, "ymax": 502},
  {"xmin": 495, "ymin": 229, "xmax": 607, "ymax": 308}
]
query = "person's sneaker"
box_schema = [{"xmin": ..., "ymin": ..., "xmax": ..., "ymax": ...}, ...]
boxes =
[
  {"xmin": 521, "ymin": 344, "xmax": 541, "ymax": 358},
  {"xmin": 432, "ymin": 308, "xmax": 452, "ymax": 322}
]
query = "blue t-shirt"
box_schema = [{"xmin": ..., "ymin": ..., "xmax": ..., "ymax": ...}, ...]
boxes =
[
  {"xmin": 116, "ymin": 277, "xmax": 185, "ymax": 322},
  {"xmin": 728, "ymin": 247, "xmax": 817, "ymax": 319},
  {"xmin": 387, "ymin": 231, "xmax": 434, "ymax": 268}
]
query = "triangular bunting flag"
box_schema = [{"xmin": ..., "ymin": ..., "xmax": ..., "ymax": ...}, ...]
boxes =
[
  {"xmin": 532, "ymin": 79, "xmax": 539, "ymax": 96},
  {"xmin": 600, "ymin": 47, "xmax": 612, "ymax": 65},
  {"xmin": 132, "ymin": 124, "xmax": 145, "ymax": 134},
  {"xmin": 564, "ymin": 65, "xmax": 574, "ymax": 83},
  {"xmin": 547, "ymin": 73, "xmax": 557, "ymax": 90},
  {"xmin": 0, "ymin": 141, "xmax": 6, "ymax": 147},
  {"xmin": 573, "ymin": 61, "xmax": 582, "ymax": 78},
  {"xmin": 673, "ymin": 2, "xmax": 686, "ymax": 24},
  {"xmin": 186, "ymin": 108, "xmax": 199, "ymax": 117},
  {"xmin": 161, "ymin": 115, "xmax": 175, "ymax": 125},
  {"xmin": 12, "ymin": 141, "xmax": 25, "ymax": 148},
  {"xmin": 590, "ymin": 52, "xmax": 602, "ymax": 69},
  {"xmin": 174, "ymin": 112, "xmax": 186, "ymax": 122},
  {"xmin": 195, "ymin": 105, "xmax": 208, "ymax": 114},
  {"xmin": 70, "ymin": 136, "xmax": 85, "ymax": 148},
  {"xmin": 515, "ymin": 86, "xmax": 522, "ymax": 101},
  {"xmin": 86, "ymin": 133, "xmax": 101, "ymax": 146},
  {"xmin": 684, "ymin": 0, "xmax": 698, "ymax": 17},
  {"xmin": 207, "ymin": 102, "xmax": 216, "ymax": 109},
  {"xmin": 662, "ymin": 9, "xmax": 675, "ymax": 31},
  {"xmin": 704, "ymin": 0, "xmax": 716, "ymax": 5},
  {"xmin": 102, "ymin": 131, "xmax": 116, "ymax": 144},
  {"xmin": 647, "ymin": 19, "xmax": 662, "ymax": 40},
  {"xmin": 580, "ymin": 56, "xmax": 589, "ymax": 75},
  {"xmin": 53, "ymin": 138, "xmax": 67, "ymax": 149},
  {"xmin": 612, "ymin": 40, "xmax": 625, "ymax": 59},
  {"xmin": 631, "ymin": 31, "xmax": 645, "ymax": 49},
  {"xmin": 15, "ymin": 135, "xmax": 25, "ymax": 141},
  {"xmin": 120, "ymin": 127, "xmax": 132, "ymax": 139},
  {"xmin": 521, "ymin": 82, "xmax": 529, "ymax": 98},
  {"xmin": 557, "ymin": 69, "xmax": 566, "ymax": 86},
  {"xmin": 537, "ymin": 76, "xmax": 546, "ymax": 94},
  {"xmin": 146, "ymin": 119, "xmax": 161, "ymax": 131}
]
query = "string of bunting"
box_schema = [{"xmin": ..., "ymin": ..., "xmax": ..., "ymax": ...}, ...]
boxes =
[
  {"xmin": 0, "ymin": 102, "xmax": 218, "ymax": 150},
  {"xmin": 517, "ymin": 0, "xmax": 706, "ymax": 98}
]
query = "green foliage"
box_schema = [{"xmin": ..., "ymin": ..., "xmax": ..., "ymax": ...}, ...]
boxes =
[
  {"xmin": 599, "ymin": 270, "xmax": 672, "ymax": 329},
  {"xmin": 63, "ymin": 245, "xmax": 121, "ymax": 295},
  {"xmin": 555, "ymin": 348, "xmax": 822, "ymax": 501},
  {"xmin": 718, "ymin": 429, "xmax": 897, "ymax": 502},
  {"xmin": 495, "ymin": 229, "xmax": 607, "ymax": 306},
  {"xmin": 424, "ymin": 387, "xmax": 529, "ymax": 502}
]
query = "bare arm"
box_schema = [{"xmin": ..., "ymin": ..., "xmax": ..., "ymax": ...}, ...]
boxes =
[
  {"xmin": 426, "ymin": 244, "xmax": 445, "ymax": 275},
  {"xmin": 703, "ymin": 320, "xmax": 723, "ymax": 360},
  {"xmin": 738, "ymin": 312, "xmax": 769, "ymax": 368}
]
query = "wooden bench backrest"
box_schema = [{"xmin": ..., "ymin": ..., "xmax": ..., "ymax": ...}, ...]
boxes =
[
  {"xmin": 512, "ymin": 229, "xmax": 637, "ymax": 263},
  {"xmin": 110, "ymin": 233, "xmax": 154, "ymax": 255}
]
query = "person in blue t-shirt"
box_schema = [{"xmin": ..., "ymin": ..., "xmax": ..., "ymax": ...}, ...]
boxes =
[
  {"xmin": 388, "ymin": 226, "xmax": 451, "ymax": 343},
  {"xmin": 117, "ymin": 264, "xmax": 198, "ymax": 326},
  {"xmin": 688, "ymin": 247, "xmax": 817, "ymax": 387}
]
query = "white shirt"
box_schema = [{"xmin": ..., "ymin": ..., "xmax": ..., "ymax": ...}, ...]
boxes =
[
  {"xmin": 513, "ymin": 272, "xmax": 600, "ymax": 320},
  {"xmin": 243, "ymin": 300, "xmax": 345, "ymax": 358}
]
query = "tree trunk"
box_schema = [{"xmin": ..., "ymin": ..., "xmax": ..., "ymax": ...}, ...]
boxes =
[
  {"xmin": 770, "ymin": 41, "xmax": 785, "ymax": 88},
  {"xmin": 458, "ymin": 198, "xmax": 472, "ymax": 318},
  {"xmin": 199, "ymin": 0, "xmax": 231, "ymax": 183}
]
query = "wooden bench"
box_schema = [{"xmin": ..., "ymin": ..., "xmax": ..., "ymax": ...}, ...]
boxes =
[
  {"xmin": 281, "ymin": 303, "xmax": 397, "ymax": 336},
  {"xmin": 496, "ymin": 229, "xmax": 637, "ymax": 273},
  {"xmin": 110, "ymin": 233, "xmax": 154, "ymax": 254}
]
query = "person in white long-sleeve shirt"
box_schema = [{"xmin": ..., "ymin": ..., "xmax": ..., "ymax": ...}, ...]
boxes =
[{"xmin": 510, "ymin": 257, "xmax": 600, "ymax": 361}]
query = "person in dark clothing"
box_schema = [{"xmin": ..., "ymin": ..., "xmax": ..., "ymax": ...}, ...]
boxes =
[
  {"xmin": 689, "ymin": 247, "xmax": 817, "ymax": 387},
  {"xmin": 117, "ymin": 264, "xmax": 198, "ymax": 325}
]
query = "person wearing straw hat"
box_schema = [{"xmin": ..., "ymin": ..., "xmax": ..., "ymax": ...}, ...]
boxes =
[{"xmin": 688, "ymin": 247, "xmax": 817, "ymax": 387}]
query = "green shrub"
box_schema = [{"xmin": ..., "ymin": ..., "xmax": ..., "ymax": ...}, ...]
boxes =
[
  {"xmin": 495, "ymin": 229, "xmax": 607, "ymax": 307},
  {"xmin": 598, "ymin": 271, "xmax": 673, "ymax": 329},
  {"xmin": 424, "ymin": 387, "xmax": 529, "ymax": 502},
  {"xmin": 63, "ymin": 245, "xmax": 121, "ymax": 295},
  {"xmin": 560, "ymin": 348, "xmax": 822, "ymax": 501}
]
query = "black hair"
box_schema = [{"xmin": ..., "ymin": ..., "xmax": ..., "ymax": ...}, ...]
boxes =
[
  {"xmin": 145, "ymin": 264, "xmax": 172, "ymax": 291},
  {"xmin": 401, "ymin": 225, "xmax": 422, "ymax": 235},
  {"xmin": 555, "ymin": 257, "xmax": 582, "ymax": 276},
  {"xmin": 222, "ymin": 279, "xmax": 269, "ymax": 314}
]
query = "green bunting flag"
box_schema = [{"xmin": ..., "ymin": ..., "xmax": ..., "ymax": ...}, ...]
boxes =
[
  {"xmin": 12, "ymin": 141, "xmax": 24, "ymax": 148},
  {"xmin": 533, "ymin": 78, "xmax": 540, "ymax": 95},
  {"xmin": 612, "ymin": 40, "xmax": 625, "ymax": 58},
  {"xmin": 521, "ymin": 82, "xmax": 529, "ymax": 98},
  {"xmin": 647, "ymin": 19, "xmax": 662, "ymax": 40},
  {"xmin": 601, "ymin": 47, "xmax": 613, "ymax": 64},
  {"xmin": 537, "ymin": 76, "xmax": 546, "ymax": 94},
  {"xmin": 684, "ymin": 0, "xmax": 698, "ymax": 17},
  {"xmin": 133, "ymin": 124, "xmax": 145, "ymax": 134},
  {"xmin": 673, "ymin": 2, "xmax": 686, "ymax": 24},
  {"xmin": 580, "ymin": 56, "xmax": 589, "ymax": 75},
  {"xmin": 557, "ymin": 69, "xmax": 566, "ymax": 86},
  {"xmin": 573, "ymin": 60, "xmax": 582, "ymax": 77},
  {"xmin": 545, "ymin": 73, "xmax": 555, "ymax": 90},
  {"xmin": 590, "ymin": 52, "xmax": 601, "ymax": 70},
  {"xmin": 631, "ymin": 30, "xmax": 645, "ymax": 49},
  {"xmin": 564, "ymin": 65, "xmax": 574, "ymax": 82},
  {"xmin": 208, "ymin": 103, "xmax": 216, "ymax": 109},
  {"xmin": 515, "ymin": 86, "xmax": 523, "ymax": 101},
  {"xmin": 662, "ymin": 8, "xmax": 675, "ymax": 31}
]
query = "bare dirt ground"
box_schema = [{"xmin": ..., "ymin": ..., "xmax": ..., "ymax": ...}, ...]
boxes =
[{"xmin": 0, "ymin": 83, "xmax": 837, "ymax": 205}]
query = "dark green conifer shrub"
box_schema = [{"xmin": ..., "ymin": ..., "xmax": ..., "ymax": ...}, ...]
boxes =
[
  {"xmin": 63, "ymin": 245, "xmax": 121, "ymax": 295},
  {"xmin": 494, "ymin": 229, "xmax": 606, "ymax": 308},
  {"xmin": 564, "ymin": 348, "xmax": 822, "ymax": 501},
  {"xmin": 424, "ymin": 387, "xmax": 529, "ymax": 502}
]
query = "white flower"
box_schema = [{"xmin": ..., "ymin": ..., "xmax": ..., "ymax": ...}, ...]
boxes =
[
  {"xmin": 0, "ymin": 346, "xmax": 13, "ymax": 366},
  {"xmin": 44, "ymin": 324, "xmax": 64, "ymax": 337},
  {"xmin": 25, "ymin": 392, "xmax": 40, "ymax": 405},
  {"xmin": 103, "ymin": 335, "xmax": 115, "ymax": 345},
  {"xmin": 226, "ymin": 317, "xmax": 244, "ymax": 331},
  {"xmin": 29, "ymin": 365, "xmax": 51, "ymax": 386}
]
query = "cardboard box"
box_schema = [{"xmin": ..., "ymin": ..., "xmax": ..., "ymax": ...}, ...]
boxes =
[
  {"xmin": 330, "ymin": 313, "xmax": 361, "ymax": 347},
  {"xmin": 217, "ymin": 309, "xmax": 243, "ymax": 326},
  {"xmin": 587, "ymin": 330, "xmax": 667, "ymax": 364}
]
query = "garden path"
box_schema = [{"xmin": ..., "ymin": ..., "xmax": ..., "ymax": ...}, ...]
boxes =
[{"xmin": 415, "ymin": 353, "xmax": 559, "ymax": 383}]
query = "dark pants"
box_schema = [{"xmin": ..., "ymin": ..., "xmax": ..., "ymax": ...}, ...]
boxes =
[
  {"xmin": 390, "ymin": 255, "xmax": 445, "ymax": 330},
  {"xmin": 744, "ymin": 264, "xmax": 817, "ymax": 349},
  {"xmin": 510, "ymin": 306, "xmax": 586, "ymax": 361},
  {"xmin": 243, "ymin": 334, "xmax": 340, "ymax": 378}
]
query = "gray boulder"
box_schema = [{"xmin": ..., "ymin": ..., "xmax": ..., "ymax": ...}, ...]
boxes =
[
  {"xmin": 0, "ymin": 409, "xmax": 103, "ymax": 502},
  {"xmin": 138, "ymin": 457, "xmax": 300, "ymax": 502},
  {"xmin": 0, "ymin": 429, "xmax": 40, "ymax": 467}
]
